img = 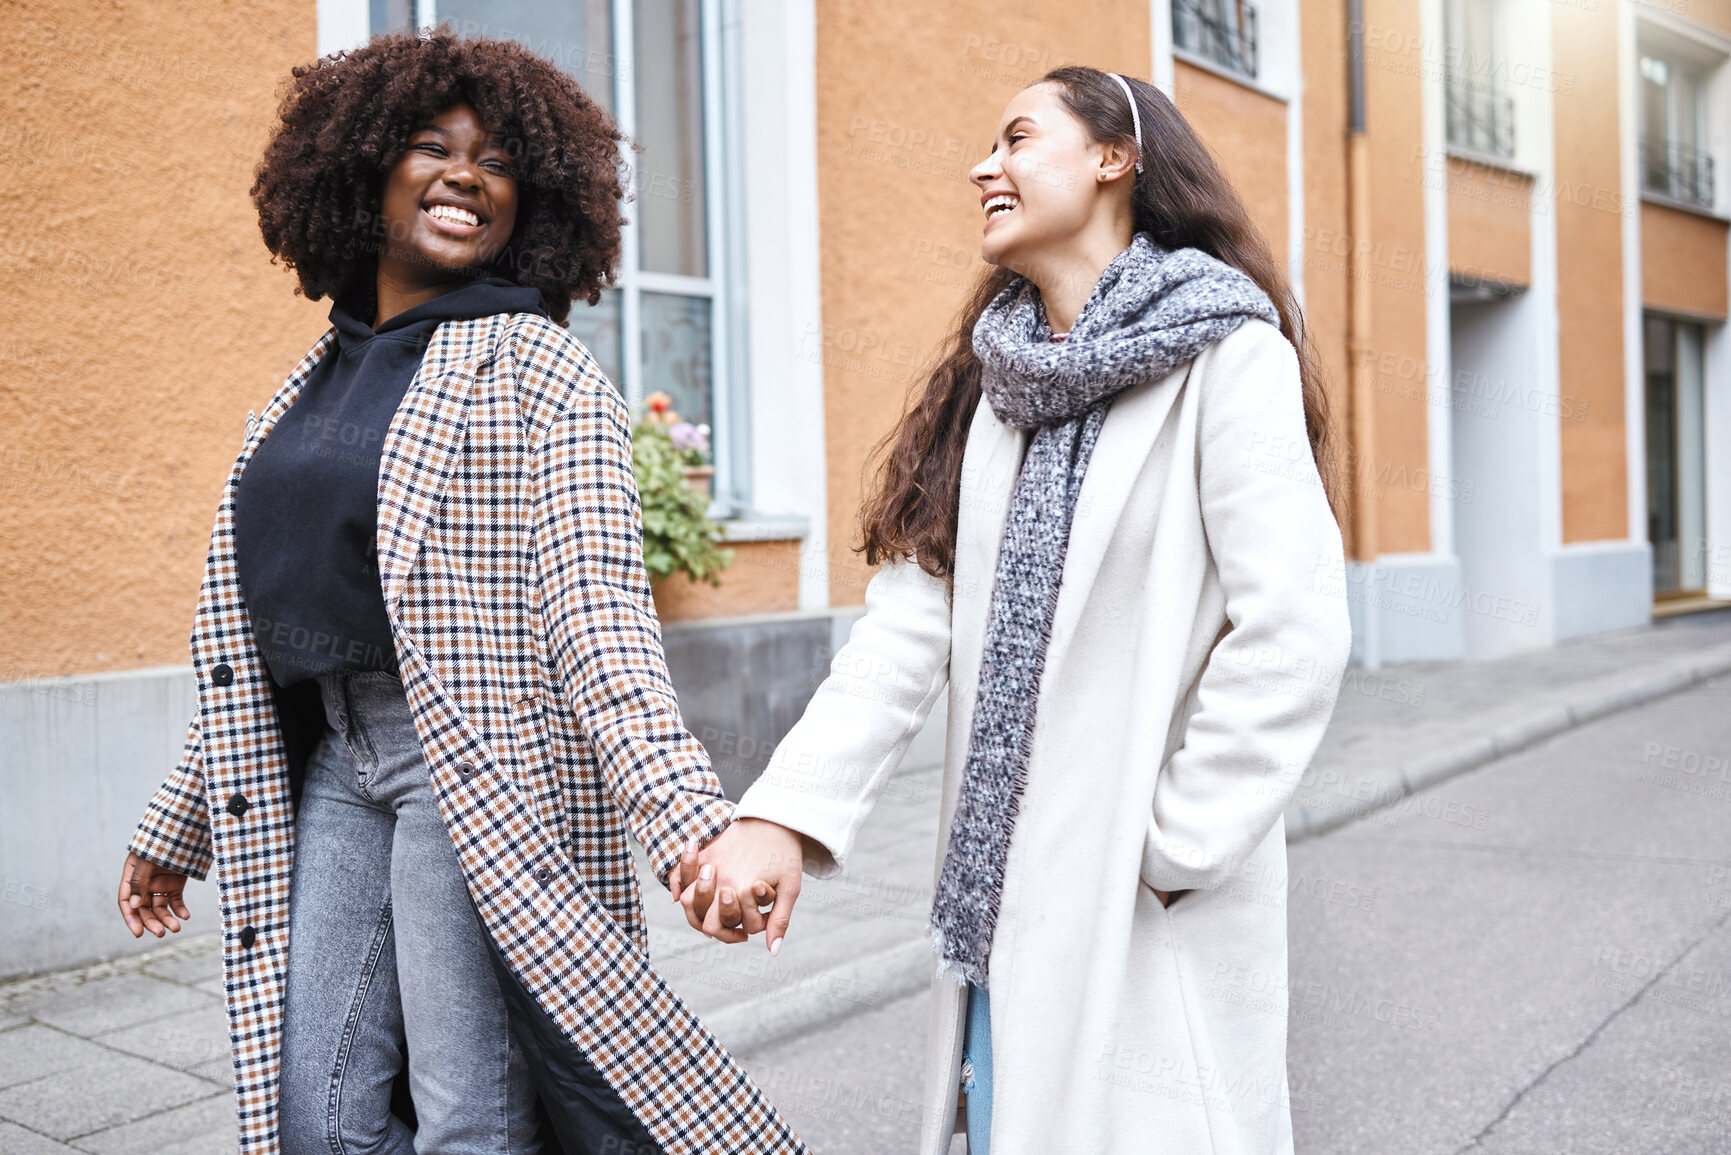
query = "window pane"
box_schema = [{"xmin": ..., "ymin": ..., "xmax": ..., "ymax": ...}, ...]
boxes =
[
  {"xmin": 634, "ymin": 0, "xmax": 709, "ymax": 277},
  {"xmin": 1645, "ymin": 317, "xmax": 1679, "ymax": 594},
  {"xmin": 370, "ymin": 0, "xmax": 412, "ymax": 34},
  {"xmin": 435, "ymin": 0, "xmax": 616, "ymax": 110},
  {"xmin": 567, "ymin": 289, "xmax": 623, "ymax": 391},
  {"xmin": 1642, "ymin": 59, "xmax": 1669, "ymax": 192},
  {"xmin": 640, "ymin": 292, "xmax": 712, "ymax": 431}
]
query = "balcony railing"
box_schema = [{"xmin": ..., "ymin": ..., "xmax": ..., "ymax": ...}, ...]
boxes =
[
  {"xmin": 1173, "ymin": 0, "xmax": 1258, "ymax": 80},
  {"xmin": 1445, "ymin": 80, "xmax": 1515, "ymax": 159},
  {"xmin": 1642, "ymin": 137, "xmax": 1716, "ymax": 209}
]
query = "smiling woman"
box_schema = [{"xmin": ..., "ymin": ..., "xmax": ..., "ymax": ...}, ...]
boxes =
[
  {"xmin": 115, "ymin": 26, "xmax": 806, "ymax": 1155},
  {"xmin": 248, "ymin": 30, "xmax": 626, "ymax": 324}
]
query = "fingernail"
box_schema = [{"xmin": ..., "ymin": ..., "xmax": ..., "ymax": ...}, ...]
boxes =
[
  {"xmin": 720, "ymin": 888, "xmax": 735, "ymax": 905},
  {"xmin": 770, "ymin": 937, "xmax": 783, "ymax": 956},
  {"xmin": 700, "ymin": 864, "xmax": 713, "ymax": 881}
]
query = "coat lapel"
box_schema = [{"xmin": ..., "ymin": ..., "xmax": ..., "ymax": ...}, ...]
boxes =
[
  {"xmin": 375, "ymin": 315, "xmax": 503, "ymax": 617},
  {"xmin": 1043, "ymin": 363, "xmax": 1189, "ymax": 663}
]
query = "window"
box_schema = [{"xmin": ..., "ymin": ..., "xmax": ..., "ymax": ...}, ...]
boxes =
[
  {"xmin": 1445, "ymin": 0, "xmax": 1514, "ymax": 159},
  {"xmin": 1644, "ymin": 316, "xmax": 1708, "ymax": 597},
  {"xmin": 375, "ymin": 1, "xmax": 744, "ymax": 510},
  {"xmin": 1640, "ymin": 53, "xmax": 1714, "ymax": 208},
  {"xmin": 1172, "ymin": 0, "xmax": 1258, "ymax": 79}
]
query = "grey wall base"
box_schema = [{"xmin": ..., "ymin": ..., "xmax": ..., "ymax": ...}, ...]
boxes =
[
  {"xmin": 0, "ymin": 667, "xmax": 223, "ymax": 981},
  {"xmin": 1552, "ymin": 541, "xmax": 1653, "ymax": 642},
  {"xmin": 0, "ymin": 605, "xmax": 944, "ymax": 979}
]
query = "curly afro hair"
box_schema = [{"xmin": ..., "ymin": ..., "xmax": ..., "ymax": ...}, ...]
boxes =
[{"xmin": 250, "ymin": 28, "xmax": 626, "ymax": 324}]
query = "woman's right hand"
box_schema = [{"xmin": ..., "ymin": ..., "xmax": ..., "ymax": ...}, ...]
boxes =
[
  {"xmin": 117, "ymin": 852, "xmax": 191, "ymax": 938},
  {"xmin": 677, "ymin": 819, "xmax": 808, "ymax": 954}
]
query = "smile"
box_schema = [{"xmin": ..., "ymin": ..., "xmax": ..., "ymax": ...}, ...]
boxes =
[
  {"xmin": 424, "ymin": 203, "xmax": 483, "ymax": 231},
  {"xmin": 983, "ymin": 194, "xmax": 1019, "ymax": 221}
]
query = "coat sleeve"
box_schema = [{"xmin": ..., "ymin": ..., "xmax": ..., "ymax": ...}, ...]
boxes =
[
  {"xmin": 128, "ymin": 714, "xmax": 215, "ymax": 880},
  {"xmin": 1140, "ymin": 320, "xmax": 1352, "ymax": 894},
  {"xmin": 527, "ymin": 372, "xmax": 733, "ymax": 887},
  {"xmin": 732, "ymin": 558, "xmax": 952, "ymax": 878}
]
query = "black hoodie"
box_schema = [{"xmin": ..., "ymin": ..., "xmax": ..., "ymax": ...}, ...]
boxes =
[{"xmin": 234, "ymin": 276, "xmax": 545, "ymax": 688}]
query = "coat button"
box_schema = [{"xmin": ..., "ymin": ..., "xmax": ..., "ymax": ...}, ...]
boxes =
[
  {"xmin": 456, "ymin": 761, "xmax": 476, "ymax": 781},
  {"xmin": 534, "ymin": 867, "xmax": 554, "ymax": 885},
  {"xmin": 238, "ymin": 926, "xmax": 257, "ymax": 948},
  {"xmin": 211, "ymin": 663, "xmax": 234, "ymax": 686},
  {"xmin": 225, "ymin": 793, "xmax": 251, "ymax": 817}
]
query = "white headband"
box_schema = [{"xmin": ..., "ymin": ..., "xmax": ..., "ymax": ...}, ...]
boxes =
[{"xmin": 1108, "ymin": 72, "xmax": 1145, "ymax": 174}]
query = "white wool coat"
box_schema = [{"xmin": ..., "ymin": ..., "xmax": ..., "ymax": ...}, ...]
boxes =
[{"xmin": 735, "ymin": 319, "xmax": 1352, "ymax": 1154}]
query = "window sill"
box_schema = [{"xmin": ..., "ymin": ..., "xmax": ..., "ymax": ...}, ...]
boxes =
[
  {"xmin": 1171, "ymin": 48, "xmax": 1286, "ymax": 104},
  {"xmin": 1639, "ymin": 190, "xmax": 1730, "ymax": 223},
  {"xmin": 714, "ymin": 514, "xmax": 809, "ymax": 543},
  {"xmin": 1443, "ymin": 146, "xmax": 1534, "ymax": 181}
]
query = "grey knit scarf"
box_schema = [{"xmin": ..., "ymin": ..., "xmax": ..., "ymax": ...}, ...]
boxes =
[{"xmin": 928, "ymin": 233, "xmax": 1279, "ymax": 987}]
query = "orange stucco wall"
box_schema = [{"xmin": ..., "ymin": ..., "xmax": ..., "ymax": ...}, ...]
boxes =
[
  {"xmin": 1358, "ymin": 0, "xmax": 1433, "ymax": 555},
  {"xmin": 1642, "ymin": 203, "xmax": 1731, "ymax": 321},
  {"xmin": 652, "ymin": 539, "xmax": 803, "ymax": 622},
  {"xmin": 1684, "ymin": 1, "xmax": 1731, "ymax": 38},
  {"xmin": 1447, "ymin": 159, "xmax": 1532, "ymax": 289},
  {"xmin": 1172, "ymin": 60, "xmax": 1289, "ymax": 265},
  {"xmin": 811, "ymin": 0, "xmax": 1150, "ymax": 605},
  {"xmin": 1554, "ymin": 2, "xmax": 1630, "ymax": 544},
  {"xmin": 0, "ymin": 0, "xmax": 326, "ymax": 680}
]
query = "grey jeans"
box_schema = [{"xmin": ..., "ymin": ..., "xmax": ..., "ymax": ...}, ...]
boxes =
[{"xmin": 278, "ymin": 669, "xmax": 542, "ymax": 1155}]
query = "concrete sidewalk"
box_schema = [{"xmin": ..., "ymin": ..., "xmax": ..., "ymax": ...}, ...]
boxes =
[{"xmin": 3, "ymin": 608, "xmax": 1729, "ymax": 1150}]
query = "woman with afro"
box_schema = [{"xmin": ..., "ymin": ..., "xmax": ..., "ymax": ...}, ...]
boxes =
[{"xmin": 114, "ymin": 29, "xmax": 804, "ymax": 1155}]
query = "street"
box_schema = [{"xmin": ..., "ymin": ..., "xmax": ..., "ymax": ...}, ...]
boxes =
[
  {"xmin": 739, "ymin": 673, "xmax": 1731, "ymax": 1154},
  {"xmin": 3, "ymin": 657, "xmax": 1728, "ymax": 1153}
]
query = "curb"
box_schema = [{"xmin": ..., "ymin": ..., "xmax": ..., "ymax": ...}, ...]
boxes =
[
  {"xmin": 1286, "ymin": 641, "xmax": 1731, "ymax": 843},
  {"xmin": 705, "ymin": 936, "xmax": 933, "ymax": 1055}
]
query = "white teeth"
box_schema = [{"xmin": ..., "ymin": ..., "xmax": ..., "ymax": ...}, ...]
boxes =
[
  {"xmin": 984, "ymin": 194, "xmax": 1019, "ymax": 219},
  {"xmin": 428, "ymin": 204, "xmax": 481, "ymax": 227}
]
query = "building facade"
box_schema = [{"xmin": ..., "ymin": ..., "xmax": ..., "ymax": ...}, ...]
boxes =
[{"xmin": 2, "ymin": 0, "xmax": 1727, "ymax": 974}]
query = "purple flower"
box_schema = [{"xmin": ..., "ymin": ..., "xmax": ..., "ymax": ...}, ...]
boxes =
[{"xmin": 669, "ymin": 421, "xmax": 710, "ymax": 456}]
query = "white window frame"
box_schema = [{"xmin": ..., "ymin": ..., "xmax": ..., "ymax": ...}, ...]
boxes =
[{"xmin": 1635, "ymin": 12, "xmax": 1730, "ymax": 219}]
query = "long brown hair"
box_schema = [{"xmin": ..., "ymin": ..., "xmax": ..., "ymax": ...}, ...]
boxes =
[{"xmin": 859, "ymin": 66, "xmax": 1339, "ymax": 580}]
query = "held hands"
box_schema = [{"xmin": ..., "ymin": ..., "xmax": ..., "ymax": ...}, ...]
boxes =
[
  {"xmin": 116, "ymin": 852, "xmax": 191, "ymax": 938},
  {"xmin": 664, "ymin": 818, "xmax": 807, "ymax": 955}
]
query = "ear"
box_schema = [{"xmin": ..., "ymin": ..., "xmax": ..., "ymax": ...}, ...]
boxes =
[{"xmin": 1096, "ymin": 138, "xmax": 1138, "ymax": 184}]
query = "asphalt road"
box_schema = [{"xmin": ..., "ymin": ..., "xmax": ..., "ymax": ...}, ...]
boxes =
[{"xmin": 737, "ymin": 673, "xmax": 1731, "ymax": 1154}]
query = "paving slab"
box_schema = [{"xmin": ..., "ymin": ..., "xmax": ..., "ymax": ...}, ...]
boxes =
[
  {"xmin": 1292, "ymin": 609, "xmax": 1731, "ymax": 836},
  {"xmin": 68, "ymin": 1091, "xmax": 233, "ymax": 1155},
  {"xmin": 0, "ymin": 1120, "xmax": 78, "ymax": 1153},
  {"xmin": 136, "ymin": 941, "xmax": 223, "ymax": 989},
  {"xmin": 0, "ymin": 1027, "xmax": 116, "ymax": 1092},
  {"xmin": 7, "ymin": 974, "xmax": 216, "ymax": 1040},
  {"xmin": 95, "ymin": 1013, "xmax": 232, "ymax": 1075},
  {"xmin": 0, "ymin": 1048, "xmax": 220, "ymax": 1142}
]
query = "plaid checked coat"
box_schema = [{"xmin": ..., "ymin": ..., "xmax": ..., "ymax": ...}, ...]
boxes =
[{"xmin": 127, "ymin": 311, "xmax": 807, "ymax": 1155}]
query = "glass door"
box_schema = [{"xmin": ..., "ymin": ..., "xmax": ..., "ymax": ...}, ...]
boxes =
[{"xmin": 1645, "ymin": 316, "xmax": 1708, "ymax": 597}]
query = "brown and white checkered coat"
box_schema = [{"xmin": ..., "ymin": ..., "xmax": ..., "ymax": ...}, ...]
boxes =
[{"xmin": 128, "ymin": 312, "xmax": 807, "ymax": 1154}]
